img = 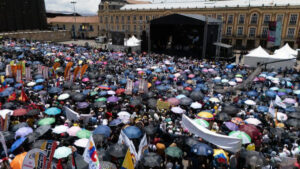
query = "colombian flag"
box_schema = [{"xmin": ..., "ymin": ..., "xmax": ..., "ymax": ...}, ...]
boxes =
[{"xmin": 121, "ymin": 149, "xmax": 134, "ymax": 169}]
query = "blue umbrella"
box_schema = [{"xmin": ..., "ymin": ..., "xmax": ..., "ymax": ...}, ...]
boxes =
[
  {"xmin": 0, "ymin": 91, "xmax": 11, "ymax": 97},
  {"xmin": 191, "ymin": 143, "xmax": 213, "ymax": 156},
  {"xmin": 18, "ymin": 53, "xmax": 24, "ymax": 59},
  {"xmin": 10, "ymin": 137, "xmax": 27, "ymax": 152},
  {"xmin": 247, "ymin": 91, "xmax": 258, "ymax": 97},
  {"xmin": 99, "ymin": 91, "xmax": 108, "ymax": 96},
  {"xmin": 285, "ymin": 106, "xmax": 296, "ymax": 112},
  {"xmin": 123, "ymin": 126, "xmax": 142, "ymax": 139},
  {"xmin": 5, "ymin": 78, "xmax": 14, "ymax": 84},
  {"xmin": 156, "ymin": 85, "xmax": 167, "ymax": 91},
  {"xmin": 257, "ymin": 106, "xmax": 268, "ymax": 113},
  {"xmin": 119, "ymin": 79, "xmax": 127, "ymax": 85},
  {"xmin": 48, "ymin": 87, "xmax": 62, "ymax": 94},
  {"xmin": 33, "ymin": 85, "xmax": 44, "ymax": 91},
  {"xmin": 14, "ymin": 83, "xmax": 23, "ymax": 88},
  {"xmin": 36, "ymin": 79, "xmax": 45, "ymax": 83},
  {"xmin": 146, "ymin": 70, "xmax": 152, "ymax": 75},
  {"xmin": 155, "ymin": 68, "xmax": 162, "ymax": 73},
  {"xmin": 226, "ymin": 64, "xmax": 234, "ymax": 69},
  {"xmin": 93, "ymin": 125, "xmax": 111, "ymax": 137},
  {"xmin": 34, "ymin": 74, "xmax": 43, "ymax": 80},
  {"xmin": 109, "ymin": 119, "xmax": 122, "ymax": 126},
  {"xmin": 265, "ymin": 90, "xmax": 276, "ymax": 98},
  {"xmin": 45, "ymin": 107, "xmax": 61, "ymax": 115}
]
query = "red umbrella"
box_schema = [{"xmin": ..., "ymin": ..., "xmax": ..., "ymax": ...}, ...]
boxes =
[
  {"xmin": 13, "ymin": 109, "xmax": 28, "ymax": 116},
  {"xmin": 239, "ymin": 124, "xmax": 262, "ymax": 146},
  {"xmin": 167, "ymin": 98, "xmax": 180, "ymax": 106},
  {"xmin": 258, "ymin": 77, "xmax": 266, "ymax": 82},
  {"xmin": 116, "ymin": 88, "xmax": 125, "ymax": 95},
  {"xmin": 185, "ymin": 87, "xmax": 193, "ymax": 91},
  {"xmin": 231, "ymin": 117, "xmax": 245, "ymax": 125}
]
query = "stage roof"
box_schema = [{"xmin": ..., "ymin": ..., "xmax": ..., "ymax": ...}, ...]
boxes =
[{"xmin": 150, "ymin": 13, "xmax": 222, "ymax": 25}]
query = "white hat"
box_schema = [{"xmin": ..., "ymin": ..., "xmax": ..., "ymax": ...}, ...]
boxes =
[{"xmin": 102, "ymin": 119, "xmax": 108, "ymax": 126}]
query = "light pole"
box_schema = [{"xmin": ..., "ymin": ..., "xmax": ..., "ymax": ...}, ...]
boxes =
[{"xmin": 71, "ymin": 0, "xmax": 77, "ymax": 40}]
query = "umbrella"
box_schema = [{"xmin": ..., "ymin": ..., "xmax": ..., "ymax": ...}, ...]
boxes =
[
  {"xmin": 0, "ymin": 109, "xmax": 13, "ymax": 119},
  {"xmin": 109, "ymin": 119, "xmax": 122, "ymax": 126},
  {"xmin": 277, "ymin": 112, "xmax": 288, "ymax": 121},
  {"xmin": 72, "ymin": 93, "xmax": 86, "ymax": 102},
  {"xmin": 245, "ymin": 118, "xmax": 262, "ymax": 126},
  {"xmin": 107, "ymin": 96, "xmax": 119, "ymax": 103},
  {"xmin": 10, "ymin": 152, "xmax": 27, "ymax": 169},
  {"xmin": 35, "ymin": 125, "xmax": 51, "ymax": 138},
  {"xmin": 191, "ymin": 143, "xmax": 213, "ymax": 156},
  {"xmin": 52, "ymin": 125, "xmax": 69, "ymax": 134},
  {"xmin": 48, "ymin": 87, "xmax": 62, "ymax": 94},
  {"xmin": 283, "ymin": 98, "xmax": 296, "ymax": 104},
  {"xmin": 266, "ymin": 90, "xmax": 276, "ymax": 98},
  {"xmin": 247, "ymin": 91, "xmax": 258, "ymax": 97},
  {"xmin": 231, "ymin": 117, "xmax": 245, "ymax": 125},
  {"xmin": 140, "ymin": 152, "xmax": 162, "ymax": 168},
  {"xmin": 27, "ymin": 81, "xmax": 36, "ymax": 87},
  {"xmin": 257, "ymin": 106, "xmax": 268, "ymax": 113},
  {"xmin": 45, "ymin": 107, "xmax": 61, "ymax": 115},
  {"xmin": 286, "ymin": 118, "xmax": 300, "ymax": 128},
  {"xmin": 171, "ymin": 107, "xmax": 186, "ymax": 114},
  {"xmin": 180, "ymin": 97, "xmax": 193, "ymax": 106},
  {"xmin": 2, "ymin": 102, "xmax": 16, "ymax": 109},
  {"xmin": 107, "ymin": 144, "xmax": 127, "ymax": 158},
  {"xmin": 288, "ymin": 112, "xmax": 300, "ymax": 119},
  {"xmin": 224, "ymin": 122, "xmax": 239, "ymax": 131},
  {"xmin": 216, "ymin": 113, "xmax": 230, "ymax": 121},
  {"xmin": 93, "ymin": 101, "xmax": 106, "ymax": 108},
  {"xmin": 58, "ymin": 93, "xmax": 70, "ymax": 100},
  {"xmin": 10, "ymin": 137, "xmax": 27, "ymax": 152},
  {"xmin": 95, "ymin": 97, "xmax": 107, "ymax": 102},
  {"xmin": 229, "ymin": 131, "xmax": 251, "ymax": 144},
  {"xmin": 239, "ymin": 124, "xmax": 262, "ymax": 142},
  {"xmin": 209, "ymin": 97, "xmax": 220, "ymax": 103},
  {"xmin": 213, "ymin": 149, "xmax": 229, "ymax": 164},
  {"xmin": 93, "ymin": 125, "xmax": 111, "ymax": 137},
  {"xmin": 130, "ymin": 97, "xmax": 143, "ymax": 107},
  {"xmin": 197, "ymin": 111, "xmax": 214, "ymax": 120},
  {"xmin": 222, "ymin": 105, "xmax": 239, "ymax": 115},
  {"xmin": 53, "ymin": 146, "xmax": 72, "ymax": 159},
  {"xmin": 38, "ymin": 117, "xmax": 55, "ymax": 126},
  {"xmin": 147, "ymin": 98, "xmax": 157, "ymax": 109},
  {"xmin": 77, "ymin": 102, "xmax": 89, "ymax": 109},
  {"xmin": 12, "ymin": 122, "xmax": 29, "ymax": 132},
  {"xmin": 240, "ymin": 150, "xmax": 265, "ymax": 168},
  {"xmin": 99, "ymin": 161, "xmax": 117, "ymax": 169},
  {"xmin": 184, "ymin": 137, "xmax": 200, "ymax": 147},
  {"xmin": 190, "ymin": 102, "xmax": 202, "ymax": 109},
  {"xmin": 76, "ymin": 129, "xmax": 91, "ymax": 139},
  {"xmin": 190, "ymin": 91, "xmax": 204, "ymax": 101},
  {"xmin": 167, "ymin": 98, "xmax": 180, "ymax": 106},
  {"xmin": 123, "ymin": 126, "xmax": 142, "ymax": 139},
  {"xmin": 27, "ymin": 109, "xmax": 40, "ymax": 116},
  {"xmin": 165, "ymin": 146, "xmax": 183, "ymax": 158},
  {"xmin": 15, "ymin": 127, "xmax": 33, "ymax": 138},
  {"xmin": 74, "ymin": 138, "xmax": 89, "ymax": 148},
  {"xmin": 67, "ymin": 126, "xmax": 82, "ymax": 136},
  {"xmin": 245, "ymin": 100, "xmax": 256, "ymax": 106},
  {"xmin": 193, "ymin": 119, "xmax": 209, "ymax": 128},
  {"xmin": 13, "ymin": 108, "xmax": 27, "ymax": 116},
  {"xmin": 143, "ymin": 125, "xmax": 158, "ymax": 135}
]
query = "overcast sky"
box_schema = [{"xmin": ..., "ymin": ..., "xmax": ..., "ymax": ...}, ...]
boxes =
[{"xmin": 45, "ymin": 0, "xmax": 100, "ymax": 15}]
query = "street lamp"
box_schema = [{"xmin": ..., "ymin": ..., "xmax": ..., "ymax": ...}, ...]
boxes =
[{"xmin": 71, "ymin": 0, "xmax": 77, "ymax": 40}]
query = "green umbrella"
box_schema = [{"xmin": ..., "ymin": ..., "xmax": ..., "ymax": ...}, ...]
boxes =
[
  {"xmin": 229, "ymin": 131, "xmax": 251, "ymax": 144},
  {"xmin": 278, "ymin": 89, "xmax": 286, "ymax": 93},
  {"xmin": 193, "ymin": 119, "xmax": 209, "ymax": 128},
  {"xmin": 76, "ymin": 129, "xmax": 91, "ymax": 139},
  {"xmin": 165, "ymin": 146, "xmax": 183, "ymax": 158},
  {"xmin": 235, "ymin": 74, "xmax": 243, "ymax": 78},
  {"xmin": 90, "ymin": 91, "xmax": 98, "ymax": 96},
  {"xmin": 55, "ymin": 58, "xmax": 60, "ymax": 62},
  {"xmin": 38, "ymin": 117, "xmax": 55, "ymax": 126},
  {"xmin": 95, "ymin": 97, "xmax": 107, "ymax": 102}
]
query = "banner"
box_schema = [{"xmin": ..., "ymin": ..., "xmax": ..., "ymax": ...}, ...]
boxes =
[
  {"xmin": 268, "ymin": 101, "xmax": 275, "ymax": 118},
  {"xmin": 80, "ymin": 64, "xmax": 88, "ymax": 79},
  {"xmin": 3, "ymin": 114, "xmax": 10, "ymax": 131},
  {"xmin": 16, "ymin": 69, "xmax": 22, "ymax": 83},
  {"xmin": 22, "ymin": 148, "xmax": 46, "ymax": 169},
  {"xmin": 125, "ymin": 79, "xmax": 133, "ymax": 95},
  {"xmin": 25, "ymin": 67, "xmax": 32, "ymax": 81},
  {"xmin": 83, "ymin": 136, "xmax": 101, "ymax": 169},
  {"xmin": 267, "ymin": 21, "xmax": 277, "ymax": 48},
  {"xmin": 118, "ymin": 130, "xmax": 138, "ymax": 164},
  {"xmin": 36, "ymin": 140, "xmax": 57, "ymax": 169},
  {"xmin": 63, "ymin": 106, "xmax": 80, "ymax": 122},
  {"xmin": 43, "ymin": 67, "xmax": 49, "ymax": 79},
  {"xmin": 138, "ymin": 79, "xmax": 148, "ymax": 94},
  {"xmin": 5, "ymin": 65, "xmax": 12, "ymax": 77},
  {"xmin": 157, "ymin": 100, "xmax": 170, "ymax": 110},
  {"xmin": 137, "ymin": 134, "xmax": 148, "ymax": 161},
  {"xmin": 182, "ymin": 114, "xmax": 242, "ymax": 153},
  {"xmin": 0, "ymin": 132, "xmax": 8, "ymax": 157},
  {"xmin": 73, "ymin": 66, "xmax": 80, "ymax": 82},
  {"xmin": 275, "ymin": 95, "xmax": 286, "ymax": 108},
  {"xmin": 121, "ymin": 149, "xmax": 134, "ymax": 169},
  {"xmin": 275, "ymin": 21, "xmax": 282, "ymax": 46},
  {"xmin": 53, "ymin": 62, "xmax": 60, "ymax": 71},
  {"xmin": 280, "ymin": 157, "xmax": 297, "ymax": 169},
  {"xmin": 22, "ymin": 61, "xmax": 26, "ymax": 76},
  {"xmin": 38, "ymin": 65, "xmax": 43, "ymax": 74}
]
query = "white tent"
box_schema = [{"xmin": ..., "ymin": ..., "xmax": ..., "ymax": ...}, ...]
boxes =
[
  {"xmin": 245, "ymin": 46, "xmax": 270, "ymax": 58},
  {"xmin": 274, "ymin": 43, "xmax": 297, "ymax": 56},
  {"xmin": 124, "ymin": 36, "xmax": 141, "ymax": 47}
]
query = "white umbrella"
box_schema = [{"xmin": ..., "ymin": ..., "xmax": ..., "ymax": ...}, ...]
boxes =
[
  {"xmin": 118, "ymin": 111, "xmax": 131, "ymax": 122},
  {"xmin": 235, "ymin": 78, "xmax": 243, "ymax": 83},
  {"xmin": 245, "ymin": 118, "xmax": 261, "ymax": 126},
  {"xmin": 27, "ymin": 82, "xmax": 36, "ymax": 87},
  {"xmin": 0, "ymin": 109, "xmax": 13, "ymax": 119},
  {"xmin": 107, "ymin": 90, "xmax": 116, "ymax": 95},
  {"xmin": 229, "ymin": 81, "xmax": 237, "ymax": 86},
  {"xmin": 171, "ymin": 107, "xmax": 186, "ymax": 114},
  {"xmin": 209, "ymin": 97, "xmax": 220, "ymax": 103},
  {"xmin": 53, "ymin": 146, "xmax": 72, "ymax": 159},
  {"xmin": 245, "ymin": 100, "xmax": 256, "ymax": 106},
  {"xmin": 58, "ymin": 93, "xmax": 70, "ymax": 100},
  {"xmin": 221, "ymin": 79, "xmax": 229, "ymax": 83},
  {"xmin": 74, "ymin": 138, "xmax": 89, "ymax": 148},
  {"xmin": 52, "ymin": 125, "xmax": 69, "ymax": 134},
  {"xmin": 190, "ymin": 102, "xmax": 202, "ymax": 109},
  {"xmin": 277, "ymin": 112, "xmax": 288, "ymax": 121},
  {"xmin": 174, "ymin": 73, "xmax": 181, "ymax": 78}
]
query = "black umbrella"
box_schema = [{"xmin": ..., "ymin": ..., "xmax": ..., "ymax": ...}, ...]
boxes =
[
  {"xmin": 97, "ymin": 148, "xmax": 111, "ymax": 161},
  {"xmin": 147, "ymin": 98, "xmax": 157, "ymax": 109},
  {"xmin": 130, "ymin": 97, "xmax": 142, "ymax": 107},
  {"xmin": 288, "ymin": 112, "xmax": 300, "ymax": 119},
  {"xmin": 48, "ymin": 87, "xmax": 62, "ymax": 94},
  {"xmin": 35, "ymin": 125, "xmax": 51, "ymax": 138},
  {"xmin": 72, "ymin": 93, "xmax": 86, "ymax": 102},
  {"xmin": 180, "ymin": 97, "xmax": 193, "ymax": 106},
  {"xmin": 27, "ymin": 133, "xmax": 38, "ymax": 143},
  {"xmin": 2, "ymin": 102, "xmax": 16, "ymax": 109},
  {"xmin": 12, "ymin": 122, "xmax": 29, "ymax": 132},
  {"xmin": 67, "ymin": 154, "xmax": 88, "ymax": 169},
  {"xmin": 93, "ymin": 134, "xmax": 106, "ymax": 146},
  {"xmin": 222, "ymin": 105, "xmax": 240, "ymax": 115},
  {"xmin": 190, "ymin": 91, "xmax": 204, "ymax": 101},
  {"xmin": 93, "ymin": 101, "xmax": 106, "ymax": 108},
  {"xmin": 143, "ymin": 125, "xmax": 158, "ymax": 135},
  {"xmin": 32, "ymin": 140, "xmax": 47, "ymax": 149},
  {"xmin": 71, "ymin": 85, "xmax": 81, "ymax": 90},
  {"xmin": 145, "ymin": 91, "xmax": 155, "ymax": 98},
  {"xmin": 107, "ymin": 144, "xmax": 127, "ymax": 158},
  {"xmin": 2, "ymin": 131, "xmax": 14, "ymax": 141},
  {"xmin": 240, "ymin": 150, "xmax": 266, "ymax": 168},
  {"xmin": 140, "ymin": 152, "xmax": 162, "ymax": 168},
  {"xmin": 286, "ymin": 118, "xmax": 300, "ymax": 128},
  {"xmin": 27, "ymin": 109, "xmax": 40, "ymax": 116},
  {"xmin": 181, "ymin": 90, "xmax": 190, "ymax": 96},
  {"xmin": 63, "ymin": 81, "xmax": 73, "ymax": 89},
  {"xmin": 88, "ymin": 72, "xmax": 99, "ymax": 79},
  {"xmin": 184, "ymin": 137, "xmax": 200, "ymax": 147},
  {"xmin": 215, "ymin": 113, "xmax": 230, "ymax": 121}
]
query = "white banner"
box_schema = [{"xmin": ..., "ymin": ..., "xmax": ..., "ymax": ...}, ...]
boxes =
[
  {"xmin": 275, "ymin": 95, "xmax": 286, "ymax": 108},
  {"xmin": 118, "ymin": 130, "xmax": 138, "ymax": 164},
  {"xmin": 137, "ymin": 134, "xmax": 148, "ymax": 161},
  {"xmin": 25, "ymin": 67, "xmax": 32, "ymax": 81},
  {"xmin": 0, "ymin": 132, "xmax": 8, "ymax": 157},
  {"xmin": 43, "ymin": 67, "xmax": 49, "ymax": 79},
  {"xmin": 269, "ymin": 101, "xmax": 276, "ymax": 117},
  {"xmin": 125, "ymin": 79, "xmax": 133, "ymax": 95},
  {"xmin": 16, "ymin": 69, "xmax": 22, "ymax": 83},
  {"xmin": 5, "ymin": 65, "xmax": 12, "ymax": 77},
  {"xmin": 22, "ymin": 148, "xmax": 46, "ymax": 169},
  {"xmin": 182, "ymin": 114, "xmax": 242, "ymax": 153},
  {"xmin": 63, "ymin": 106, "xmax": 80, "ymax": 122},
  {"xmin": 280, "ymin": 157, "xmax": 297, "ymax": 169}
]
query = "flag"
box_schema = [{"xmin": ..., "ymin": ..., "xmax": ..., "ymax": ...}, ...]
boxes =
[
  {"xmin": 269, "ymin": 101, "xmax": 276, "ymax": 118},
  {"xmin": 36, "ymin": 140, "xmax": 57, "ymax": 169},
  {"xmin": 125, "ymin": 79, "xmax": 133, "ymax": 95},
  {"xmin": 121, "ymin": 149, "xmax": 134, "ymax": 169},
  {"xmin": 25, "ymin": 67, "xmax": 32, "ymax": 81},
  {"xmin": 118, "ymin": 130, "xmax": 137, "ymax": 164},
  {"xmin": 8, "ymin": 92, "xmax": 16, "ymax": 102},
  {"xmin": 275, "ymin": 95, "xmax": 286, "ymax": 109},
  {"xmin": 16, "ymin": 69, "xmax": 22, "ymax": 83},
  {"xmin": 64, "ymin": 62, "xmax": 73, "ymax": 80},
  {"xmin": 38, "ymin": 65, "xmax": 43, "ymax": 74},
  {"xmin": 5, "ymin": 65, "xmax": 12, "ymax": 77},
  {"xmin": 19, "ymin": 88, "xmax": 28, "ymax": 102},
  {"xmin": 83, "ymin": 136, "xmax": 101, "ymax": 169},
  {"xmin": 80, "ymin": 64, "xmax": 88, "ymax": 79},
  {"xmin": 137, "ymin": 134, "xmax": 148, "ymax": 161}
]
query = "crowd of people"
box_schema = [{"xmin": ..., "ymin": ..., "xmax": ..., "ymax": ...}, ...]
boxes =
[{"xmin": 0, "ymin": 38, "xmax": 299, "ymax": 169}]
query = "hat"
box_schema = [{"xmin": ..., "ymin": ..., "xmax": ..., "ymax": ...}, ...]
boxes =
[
  {"xmin": 102, "ymin": 119, "xmax": 108, "ymax": 126},
  {"xmin": 271, "ymin": 151, "xmax": 276, "ymax": 157}
]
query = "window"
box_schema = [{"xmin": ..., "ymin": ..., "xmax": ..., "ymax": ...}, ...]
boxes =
[
  {"xmin": 146, "ymin": 16, "xmax": 150, "ymax": 21},
  {"xmin": 100, "ymin": 16, "xmax": 103, "ymax": 23},
  {"xmin": 139, "ymin": 25, "xmax": 143, "ymax": 31},
  {"xmin": 276, "ymin": 14, "xmax": 284, "ymax": 22},
  {"xmin": 121, "ymin": 16, "xmax": 124, "ymax": 23},
  {"xmin": 110, "ymin": 16, "xmax": 114, "ymax": 23},
  {"xmin": 237, "ymin": 26, "xmax": 243, "ymax": 36},
  {"xmin": 217, "ymin": 15, "xmax": 222, "ymax": 21},
  {"xmin": 207, "ymin": 14, "xmax": 212, "ymax": 18},
  {"xmin": 289, "ymin": 14, "xmax": 298, "ymax": 25},
  {"xmin": 127, "ymin": 25, "xmax": 130, "ymax": 31},
  {"xmin": 226, "ymin": 26, "xmax": 232, "ymax": 36},
  {"xmin": 133, "ymin": 15, "xmax": 136, "ymax": 22},
  {"xmin": 227, "ymin": 15, "xmax": 233, "ymax": 24},
  {"xmin": 287, "ymin": 28, "xmax": 295, "ymax": 38},
  {"xmin": 90, "ymin": 25, "xmax": 93, "ymax": 31},
  {"xmin": 250, "ymin": 13, "xmax": 258, "ymax": 24},
  {"xmin": 249, "ymin": 27, "xmax": 256, "ymax": 37},
  {"xmin": 239, "ymin": 15, "xmax": 245, "ymax": 24},
  {"xmin": 116, "ymin": 16, "xmax": 119, "ymax": 23},
  {"xmin": 139, "ymin": 15, "xmax": 143, "ymax": 21},
  {"xmin": 63, "ymin": 25, "xmax": 66, "ymax": 30},
  {"xmin": 134, "ymin": 25, "xmax": 136, "ymax": 31},
  {"xmin": 262, "ymin": 27, "xmax": 268, "ymax": 38},
  {"xmin": 263, "ymin": 14, "xmax": 270, "ymax": 24},
  {"xmin": 122, "ymin": 25, "xmax": 125, "ymax": 31},
  {"xmin": 105, "ymin": 17, "xmax": 108, "ymax": 23},
  {"xmin": 110, "ymin": 25, "xmax": 114, "ymax": 31},
  {"xmin": 127, "ymin": 16, "xmax": 130, "ymax": 23}
]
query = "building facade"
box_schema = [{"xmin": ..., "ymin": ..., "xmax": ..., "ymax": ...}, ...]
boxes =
[
  {"xmin": 98, "ymin": 0, "xmax": 300, "ymax": 49},
  {"xmin": 47, "ymin": 16, "xmax": 100, "ymax": 39}
]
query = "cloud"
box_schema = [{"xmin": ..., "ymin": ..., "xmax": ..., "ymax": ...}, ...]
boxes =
[{"xmin": 45, "ymin": 0, "xmax": 100, "ymax": 15}]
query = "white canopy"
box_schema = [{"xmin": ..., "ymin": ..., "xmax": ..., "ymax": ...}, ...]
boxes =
[
  {"xmin": 271, "ymin": 51, "xmax": 296, "ymax": 60},
  {"xmin": 124, "ymin": 36, "xmax": 141, "ymax": 47},
  {"xmin": 274, "ymin": 43, "xmax": 297, "ymax": 56},
  {"xmin": 246, "ymin": 46, "xmax": 270, "ymax": 58}
]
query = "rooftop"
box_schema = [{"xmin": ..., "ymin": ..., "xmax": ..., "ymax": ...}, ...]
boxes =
[
  {"xmin": 121, "ymin": 0, "xmax": 300, "ymax": 10},
  {"xmin": 47, "ymin": 16, "xmax": 99, "ymax": 24}
]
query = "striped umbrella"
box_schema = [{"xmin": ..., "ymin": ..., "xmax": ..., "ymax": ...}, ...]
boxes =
[
  {"xmin": 229, "ymin": 131, "xmax": 251, "ymax": 144},
  {"xmin": 231, "ymin": 117, "xmax": 245, "ymax": 125}
]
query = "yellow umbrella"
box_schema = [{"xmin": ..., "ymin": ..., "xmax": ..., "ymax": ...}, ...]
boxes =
[
  {"xmin": 213, "ymin": 149, "xmax": 229, "ymax": 164},
  {"xmin": 197, "ymin": 111, "xmax": 214, "ymax": 120},
  {"xmin": 148, "ymin": 83, "xmax": 152, "ymax": 88},
  {"xmin": 10, "ymin": 152, "xmax": 27, "ymax": 169}
]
